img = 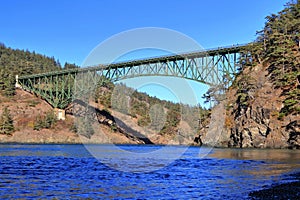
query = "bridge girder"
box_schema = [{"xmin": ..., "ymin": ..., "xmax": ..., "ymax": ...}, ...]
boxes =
[
  {"xmin": 18, "ymin": 44, "xmax": 245, "ymax": 109},
  {"xmin": 102, "ymin": 51, "xmax": 240, "ymax": 86}
]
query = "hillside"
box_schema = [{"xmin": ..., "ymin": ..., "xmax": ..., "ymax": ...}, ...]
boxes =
[
  {"xmin": 196, "ymin": 1, "xmax": 300, "ymax": 149},
  {"xmin": 0, "ymin": 87, "xmax": 203, "ymax": 145},
  {"xmin": 0, "ymin": 89, "xmax": 145, "ymax": 144},
  {"xmin": 0, "ymin": 43, "xmax": 204, "ymax": 144},
  {"xmin": 93, "ymin": 81, "xmax": 204, "ymax": 145},
  {"xmin": 0, "ymin": 43, "xmax": 77, "ymax": 96}
]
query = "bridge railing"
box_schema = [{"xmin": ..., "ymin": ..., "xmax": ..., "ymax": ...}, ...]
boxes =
[
  {"xmin": 16, "ymin": 43, "xmax": 249, "ymax": 109},
  {"xmin": 85, "ymin": 43, "xmax": 248, "ymax": 69},
  {"xmin": 18, "ymin": 43, "xmax": 249, "ymax": 80}
]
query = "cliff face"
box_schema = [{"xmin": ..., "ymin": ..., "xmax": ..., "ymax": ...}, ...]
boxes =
[
  {"xmin": 199, "ymin": 63, "xmax": 299, "ymax": 149},
  {"xmin": 200, "ymin": 1, "xmax": 300, "ymax": 149},
  {"xmin": 226, "ymin": 64, "xmax": 299, "ymax": 149}
]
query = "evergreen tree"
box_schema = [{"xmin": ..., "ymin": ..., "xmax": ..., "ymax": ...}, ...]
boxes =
[
  {"xmin": 4, "ymin": 74, "xmax": 15, "ymax": 96},
  {"xmin": 44, "ymin": 111, "xmax": 57, "ymax": 128},
  {"xmin": 33, "ymin": 116, "xmax": 45, "ymax": 131},
  {"xmin": 33, "ymin": 111, "xmax": 57, "ymax": 130},
  {"xmin": 202, "ymin": 84, "xmax": 226, "ymax": 106},
  {"xmin": 0, "ymin": 69, "xmax": 5, "ymax": 91},
  {"xmin": 0, "ymin": 70, "xmax": 15, "ymax": 96},
  {"xmin": 0, "ymin": 42, "xmax": 63, "ymax": 96},
  {"xmin": 240, "ymin": 0, "xmax": 300, "ymax": 118},
  {"xmin": 64, "ymin": 62, "xmax": 79, "ymax": 69},
  {"xmin": 0, "ymin": 107, "xmax": 14, "ymax": 135}
]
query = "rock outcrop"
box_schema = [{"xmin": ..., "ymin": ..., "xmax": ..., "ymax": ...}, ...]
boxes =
[{"xmin": 197, "ymin": 64, "xmax": 300, "ymax": 149}]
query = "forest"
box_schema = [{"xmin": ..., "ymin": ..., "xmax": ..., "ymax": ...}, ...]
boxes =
[{"xmin": 0, "ymin": 43, "xmax": 78, "ymax": 96}]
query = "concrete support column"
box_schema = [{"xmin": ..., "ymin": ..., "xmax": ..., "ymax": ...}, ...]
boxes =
[
  {"xmin": 54, "ymin": 108, "xmax": 66, "ymax": 120},
  {"xmin": 15, "ymin": 75, "xmax": 22, "ymax": 88}
]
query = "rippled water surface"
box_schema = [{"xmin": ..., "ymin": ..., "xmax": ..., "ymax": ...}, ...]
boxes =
[{"xmin": 0, "ymin": 144, "xmax": 299, "ymax": 199}]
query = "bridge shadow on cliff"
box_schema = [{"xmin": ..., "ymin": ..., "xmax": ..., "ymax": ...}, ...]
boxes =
[{"xmin": 68, "ymin": 99, "xmax": 153, "ymax": 144}]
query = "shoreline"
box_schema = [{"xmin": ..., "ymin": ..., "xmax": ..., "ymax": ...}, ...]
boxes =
[
  {"xmin": 1, "ymin": 141, "xmax": 300, "ymax": 150},
  {"xmin": 0, "ymin": 142, "xmax": 201, "ymax": 148},
  {"xmin": 248, "ymin": 172, "xmax": 300, "ymax": 199},
  {"xmin": 0, "ymin": 140, "xmax": 300, "ymax": 150}
]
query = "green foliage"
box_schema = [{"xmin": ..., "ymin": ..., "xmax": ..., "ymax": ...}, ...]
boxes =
[
  {"xmin": 0, "ymin": 70, "xmax": 15, "ymax": 96},
  {"xmin": 238, "ymin": 1, "xmax": 300, "ymax": 118},
  {"xmin": 159, "ymin": 109, "xmax": 181, "ymax": 135},
  {"xmin": 239, "ymin": 42, "xmax": 264, "ymax": 66},
  {"xmin": 95, "ymin": 80, "xmax": 210, "ymax": 135},
  {"xmin": 234, "ymin": 75, "xmax": 258, "ymax": 108},
  {"xmin": 33, "ymin": 111, "xmax": 57, "ymax": 130},
  {"xmin": 278, "ymin": 112, "xmax": 286, "ymax": 120},
  {"xmin": 26, "ymin": 100, "xmax": 40, "ymax": 107},
  {"xmin": 279, "ymin": 93, "xmax": 300, "ymax": 118},
  {"xmin": 44, "ymin": 111, "xmax": 57, "ymax": 128},
  {"xmin": 274, "ymin": 71, "xmax": 300, "ymax": 87},
  {"xmin": 131, "ymin": 100, "xmax": 148, "ymax": 118},
  {"xmin": 166, "ymin": 109, "xmax": 181, "ymax": 127},
  {"xmin": 98, "ymin": 76, "xmax": 114, "ymax": 89},
  {"xmin": 266, "ymin": 1, "xmax": 300, "ymax": 117},
  {"xmin": 202, "ymin": 84, "xmax": 227, "ymax": 106},
  {"xmin": 33, "ymin": 116, "xmax": 44, "ymax": 131},
  {"xmin": 237, "ymin": 93, "xmax": 249, "ymax": 107},
  {"xmin": 94, "ymin": 77, "xmax": 114, "ymax": 108},
  {"xmin": 0, "ymin": 107, "xmax": 14, "ymax": 135},
  {"xmin": 137, "ymin": 115, "xmax": 151, "ymax": 127},
  {"xmin": 64, "ymin": 62, "xmax": 79, "ymax": 69},
  {"xmin": 0, "ymin": 43, "xmax": 62, "ymax": 96}
]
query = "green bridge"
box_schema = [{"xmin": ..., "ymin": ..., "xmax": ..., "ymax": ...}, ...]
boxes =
[{"xmin": 17, "ymin": 44, "xmax": 246, "ymax": 119}]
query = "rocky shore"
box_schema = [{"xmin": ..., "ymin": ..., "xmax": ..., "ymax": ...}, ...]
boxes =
[{"xmin": 249, "ymin": 172, "xmax": 300, "ymax": 199}]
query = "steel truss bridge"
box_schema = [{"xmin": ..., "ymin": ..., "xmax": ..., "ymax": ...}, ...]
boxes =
[{"xmin": 17, "ymin": 44, "xmax": 246, "ymax": 109}]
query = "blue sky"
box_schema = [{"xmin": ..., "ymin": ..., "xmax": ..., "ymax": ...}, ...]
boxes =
[{"xmin": 1, "ymin": 0, "xmax": 287, "ymax": 105}]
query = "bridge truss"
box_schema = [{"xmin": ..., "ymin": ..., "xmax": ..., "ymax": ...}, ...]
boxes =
[{"xmin": 18, "ymin": 44, "xmax": 245, "ymax": 109}]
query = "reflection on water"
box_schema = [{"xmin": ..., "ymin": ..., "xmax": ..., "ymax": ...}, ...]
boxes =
[
  {"xmin": 210, "ymin": 148, "xmax": 300, "ymax": 177},
  {"xmin": 210, "ymin": 148, "xmax": 300, "ymax": 162},
  {"xmin": 0, "ymin": 144, "xmax": 299, "ymax": 199}
]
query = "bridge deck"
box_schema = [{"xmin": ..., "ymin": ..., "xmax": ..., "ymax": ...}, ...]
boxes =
[
  {"xmin": 19, "ymin": 44, "xmax": 247, "ymax": 80},
  {"xmin": 17, "ymin": 43, "xmax": 248, "ymax": 109}
]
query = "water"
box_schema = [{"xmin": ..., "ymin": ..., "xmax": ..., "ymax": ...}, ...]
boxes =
[{"xmin": 0, "ymin": 144, "xmax": 299, "ymax": 199}]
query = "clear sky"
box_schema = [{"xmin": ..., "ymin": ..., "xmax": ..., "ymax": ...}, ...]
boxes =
[{"xmin": 0, "ymin": 0, "xmax": 287, "ymax": 105}]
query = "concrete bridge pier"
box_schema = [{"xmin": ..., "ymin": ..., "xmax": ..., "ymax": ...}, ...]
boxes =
[
  {"xmin": 15, "ymin": 75, "xmax": 22, "ymax": 88},
  {"xmin": 54, "ymin": 108, "xmax": 66, "ymax": 120}
]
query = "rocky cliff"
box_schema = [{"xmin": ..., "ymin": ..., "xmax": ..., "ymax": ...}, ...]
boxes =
[
  {"xmin": 198, "ymin": 1, "xmax": 300, "ymax": 149},
  {"xmin": 198, "ymin": 62, "xmax": 299, "ymax": 149},
  {"xmin": 225, "ymin": 64, "xmax": 299, "ymax": 149}
]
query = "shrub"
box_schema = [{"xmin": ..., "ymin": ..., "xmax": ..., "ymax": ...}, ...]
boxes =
[
  {"xmin": 0, "ymin": 107, "xmax": 14, "ymax": 135},
  {"xmin": 33, "ymin": 111, "xmax": 57, "ymax": 130}
]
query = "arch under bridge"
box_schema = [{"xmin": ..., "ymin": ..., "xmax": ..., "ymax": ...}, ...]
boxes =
[{"xmin": 17, "ymin": 44, "xmax": 246, "ymax": 117}]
